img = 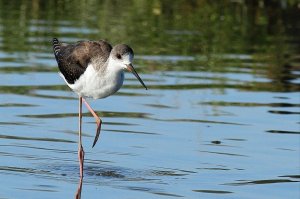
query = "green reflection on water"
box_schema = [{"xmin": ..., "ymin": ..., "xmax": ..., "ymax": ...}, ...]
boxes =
[
  {"xmin": 19, "ymin": 110, "xmax": 149, "ymax": 119},
  {"xmin": 0, "ymin": 0, "xmax": 299, "ymax": 93}
]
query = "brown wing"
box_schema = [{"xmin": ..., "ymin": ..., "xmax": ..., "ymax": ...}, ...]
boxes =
[{"xmin": 52, "ymin": 38, "xmax": 112, "ymax": 84}]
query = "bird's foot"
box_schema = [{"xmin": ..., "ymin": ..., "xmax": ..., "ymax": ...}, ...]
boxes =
[{"xmin": 92, "ymin": 118, "xmax": 102, "ymax": 148}]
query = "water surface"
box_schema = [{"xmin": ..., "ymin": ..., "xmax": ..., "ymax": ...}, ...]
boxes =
[{"xmin": 0, "ymin": 1, "xmax": 299, "ymax": 199}]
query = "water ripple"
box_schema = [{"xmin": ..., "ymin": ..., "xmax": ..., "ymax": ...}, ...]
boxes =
[{"xmin": 0, "ymin": 134, "xmax": 75, "ymax": 143}]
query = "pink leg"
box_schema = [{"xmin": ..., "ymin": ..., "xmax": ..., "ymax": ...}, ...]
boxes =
[
  {"xmin": 82, "ymin": 98, "xmax": 102, "ymax": 147},
  {"xmin": 75, "ymin": 174, "xmax": 83, "ymax": 199},
  {"xmin": 78, "ymin": 97, "xmax": 85, "ymax": 177}
]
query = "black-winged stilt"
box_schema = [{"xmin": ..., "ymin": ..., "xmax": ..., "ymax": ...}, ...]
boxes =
[{"xmin": 52, "ymin": 38, "xmax": 147, "ymax": 177}]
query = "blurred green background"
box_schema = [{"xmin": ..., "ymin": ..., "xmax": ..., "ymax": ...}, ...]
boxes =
[{"xmin": 0, "ymin": 0, "xmax": 299, "ymax": 92}]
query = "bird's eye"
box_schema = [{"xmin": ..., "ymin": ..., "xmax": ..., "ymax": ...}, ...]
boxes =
[{"xmin": 116, "ymin": 54, "xmax": 121, "ymax": 59}]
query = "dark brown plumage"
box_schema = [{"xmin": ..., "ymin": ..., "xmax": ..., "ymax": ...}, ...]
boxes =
[{"xmin": 53, "ymin": 38, "xmax": 112, "ymax": 84}]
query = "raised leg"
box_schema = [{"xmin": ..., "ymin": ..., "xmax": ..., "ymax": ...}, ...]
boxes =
[
  {"xmin": 82, "ymin": 98, "xmax": 102, "ymax": 147},
  {"xmin": 78, "ymin": 97, "xmax": 85, "ymax": 177}
]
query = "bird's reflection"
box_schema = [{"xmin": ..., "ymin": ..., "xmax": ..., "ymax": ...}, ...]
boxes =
[{"xmin": 75, "ymin": 175, "xmax": 83, "ymax": 199}]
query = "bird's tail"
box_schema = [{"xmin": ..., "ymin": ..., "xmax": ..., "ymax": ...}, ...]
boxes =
[{"xmin": 52, "ymin": 38, "xmax": 61, "ymax": 59}]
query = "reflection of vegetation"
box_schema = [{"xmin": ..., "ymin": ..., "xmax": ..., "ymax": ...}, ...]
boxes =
[
  {"xmin": 0, "ymin": 66, "xmax": 56, "ymax": 73},
  {"xmin": 266, "ymin": 130, "xmax": 300, "ymax": 135},
  {"xmin": 201, "ymin": 101, "xmax": 300, "ymax": 107},
  {"xmin": 0, "ymin": 0, "xmax": 299, "ymax": 92},
  {"xmin": 0, "ymin": 134, "xmax": 75, "ymax": 143},
  {"xmin": 0, "ymin": 85, "xmax": 68, "ymax": 95},
  {"xmin": 0, "ymin": 103, "xmax": 36, "ymax": 107},
  {"xmin": 0, "ymin": 0, "xmax": 298, "ymax": 53},
  {"xmin": 19, "ymin": 110, "xmax": 149, "ymax": 119},
  {"xmin": 225, "ymin": 178, "xmax": 298, "ymax": 185},
  {"xmin": 0, "ymin": 85, "xmax": 150, "ymax": 98}
]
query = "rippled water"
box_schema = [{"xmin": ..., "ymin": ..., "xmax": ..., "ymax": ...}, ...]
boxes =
[{"xmin": 0, "ymin": 1, "xmax": 300, "ymax": 199}]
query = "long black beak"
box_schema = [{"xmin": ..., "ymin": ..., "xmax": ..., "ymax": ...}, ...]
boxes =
[{"xmin": 126, "ymin": 64, "xmax": 148, "ymax": 90}]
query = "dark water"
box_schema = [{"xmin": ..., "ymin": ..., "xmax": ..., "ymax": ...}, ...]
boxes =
[{"xmin": 0, "ymin": 1, "xmax": 300, "ymax": 199}]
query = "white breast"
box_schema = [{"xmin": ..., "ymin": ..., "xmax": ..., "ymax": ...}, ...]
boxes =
[{"xmin": 62, "ymin": 64, "xmax": 124, "ymax": 99}]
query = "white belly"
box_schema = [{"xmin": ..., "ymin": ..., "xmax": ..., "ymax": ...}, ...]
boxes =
[{"xmin": 61, "ymin": 64, "xmax": 124, "ymax": 99}]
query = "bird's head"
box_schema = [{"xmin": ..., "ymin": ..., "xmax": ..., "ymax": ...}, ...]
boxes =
[{"xmin": 111, "ymin": 44, "xmax": 147, "ymax": 90}]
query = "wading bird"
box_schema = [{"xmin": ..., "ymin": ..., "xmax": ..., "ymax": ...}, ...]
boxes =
[{"xmin": 52, "ymin": 38, "xmax": 147, "ymax": 177}]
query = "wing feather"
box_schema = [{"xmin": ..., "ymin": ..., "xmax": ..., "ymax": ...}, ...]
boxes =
[{"xmin": 52, "ymin": 38, "xmax": 112, "ymax": 84}]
